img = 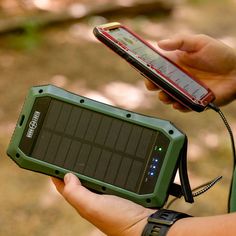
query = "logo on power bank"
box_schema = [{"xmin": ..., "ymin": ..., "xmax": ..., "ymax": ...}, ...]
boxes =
[{"xmin": 26, "ymin": 111, "xmax": 41, "ymax": 138}]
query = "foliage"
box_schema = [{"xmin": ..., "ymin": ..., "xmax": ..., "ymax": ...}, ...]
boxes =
[{"xmin": 8, "ymin": 20, "xmax": 41, "ymax": 51}]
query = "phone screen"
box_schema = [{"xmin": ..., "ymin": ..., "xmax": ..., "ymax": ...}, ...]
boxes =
[{"xmin": 108, "ymin": 27, "xmax": 208, "ymax": 100}]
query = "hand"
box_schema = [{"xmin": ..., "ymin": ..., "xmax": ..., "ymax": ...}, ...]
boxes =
[
  {"xmin": 52, "ymin": 173, "xmax": 155, "ymax": 236},
  {"xmin": 145, "ymin": 34, "xmax": 236, "ymax": 111}
]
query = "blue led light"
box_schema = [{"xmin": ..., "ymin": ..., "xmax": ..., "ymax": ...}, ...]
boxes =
[
  {"xmin": 150, "ymin": 172, "xmax": 154, "ymax": 176},
  {"xmin": 153, "ymin": 158, "xmax": 158, "ymax": 163}
]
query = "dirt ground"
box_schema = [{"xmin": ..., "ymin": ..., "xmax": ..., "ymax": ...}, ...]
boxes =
[{"xmin": 0, "ymin": 0, "xmax": 236, "ymax": 235}]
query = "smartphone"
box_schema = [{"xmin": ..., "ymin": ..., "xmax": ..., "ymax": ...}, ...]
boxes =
[
  {"xmin": 7, "ymin": 85, "xmax": 187, "ymax": 208},
  {"xmin": 93, "ymin": 22, "xmax": 215, "ymax": 112}
]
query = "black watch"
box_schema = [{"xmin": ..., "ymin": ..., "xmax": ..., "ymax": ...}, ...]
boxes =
[{"xmin": 142, "ymin": 209, "xmax": 192, "ymax": 236}]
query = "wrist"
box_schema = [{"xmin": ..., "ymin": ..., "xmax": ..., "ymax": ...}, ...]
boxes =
[
  {"xmin": 123, "ymin": 216, "xmax": 151, "ymax": 236},
  {"xmin": 122, "ymin": 209, "xmax": 156, "ymax": 236},
  {"xmin": 166, "ymin": 217, "xmax": 191, "ymax": 236}
]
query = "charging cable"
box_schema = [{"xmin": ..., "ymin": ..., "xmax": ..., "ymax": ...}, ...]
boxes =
[{"xmin": 208, "ymin": 102, "xmax": 236, "ymax": 212}]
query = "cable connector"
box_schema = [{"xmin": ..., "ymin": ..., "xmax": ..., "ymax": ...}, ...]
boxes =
[{"xmin": 208, "ymin": 102, "xmax": 220, "ymax": 112}]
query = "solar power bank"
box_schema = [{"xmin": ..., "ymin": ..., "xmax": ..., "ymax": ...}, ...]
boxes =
[{"xmin": 7, "ymin": 85, "xmax": 192, "ymax": 208}]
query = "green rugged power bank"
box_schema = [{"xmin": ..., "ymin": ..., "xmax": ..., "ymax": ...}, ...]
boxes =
[{"xmin": 7, "ymin": 85, "xmax": 189, "ymax": 208}]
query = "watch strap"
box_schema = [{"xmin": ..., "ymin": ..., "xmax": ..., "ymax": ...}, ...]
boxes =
[{"xmin": 142, "ymin": 209, "xmax": 192, "ymax": 236}]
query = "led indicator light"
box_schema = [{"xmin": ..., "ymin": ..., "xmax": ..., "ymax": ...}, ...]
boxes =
[
  {"xmin": 154, "ymin": 146, "xmax": 163, "ymax": 152},
  {"xmin": 150, "ymin": 172, "xmax": 154, "ymax": 176}
]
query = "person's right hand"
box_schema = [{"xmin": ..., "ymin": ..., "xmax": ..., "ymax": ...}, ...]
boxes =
[{"xmin": 145, "ymin": 34, "xmax": 236, "ymax": 111}]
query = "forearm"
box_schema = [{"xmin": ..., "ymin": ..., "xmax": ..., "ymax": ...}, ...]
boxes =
[{"xmin": 167, "ymin": 213, "xmax": 236, "ymax": 236}]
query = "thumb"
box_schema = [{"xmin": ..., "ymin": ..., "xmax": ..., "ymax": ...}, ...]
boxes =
[
  {"xmin": 158, "ymin": 35, "xmax": 205, "ymax": 53},
  {"xmin": 62, "ymin": 173, "xmax": 99, "ymax": 217}
]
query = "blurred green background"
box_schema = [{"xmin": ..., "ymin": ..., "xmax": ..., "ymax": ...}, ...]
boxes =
[{"xmin": 0, "ymin": 0, "xmax": 236, "ymax": 235}]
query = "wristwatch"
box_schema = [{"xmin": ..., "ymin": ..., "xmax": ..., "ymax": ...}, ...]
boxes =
[{"xmin": 142, "ymin": 209, "xmax": 192, "ymax": 236}]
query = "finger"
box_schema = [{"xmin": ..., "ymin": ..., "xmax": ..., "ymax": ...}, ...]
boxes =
[
  {"xmin": 158, "ymin": 91, "xmax": 190, "ymax": 112},
  {"xmin": 158, "ymin": 34, "xmax": 207, "ymax": 53},
  {"xmin": 51, "ymin": 177, "xmax": 65, "ymax": 193},
  {"xmin": 62, "ymin": 173, "xmax": 99, "ymax": 217},
  {"xmin": 172, "ymin": 102, "xmax": 190, "ymax": 112},
  {"xmin": 144, "ymin": 79, "xmax": 159, "ymax": 91},
  {"xmin": 158, "ymin": 91, "xmax": 175, "ymax": 104}
]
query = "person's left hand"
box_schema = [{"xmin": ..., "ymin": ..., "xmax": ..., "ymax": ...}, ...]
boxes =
[{"xmin": 52, "ymin": 173, "xmax": 155, "ymax": 236}]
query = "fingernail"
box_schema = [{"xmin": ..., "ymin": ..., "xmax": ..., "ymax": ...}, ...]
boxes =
[
  {"xmin": 64, "ymin": 173, "xmax": 71, "ymax": 185},
  {"xmin": 158, "ymin": 39, "xmax": 171, "ymax": 44}
]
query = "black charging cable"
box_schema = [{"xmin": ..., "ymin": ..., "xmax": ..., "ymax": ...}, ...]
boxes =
[{"xmin": 208, "ymin": 102, "xmax": 236, "ymax": 212}]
